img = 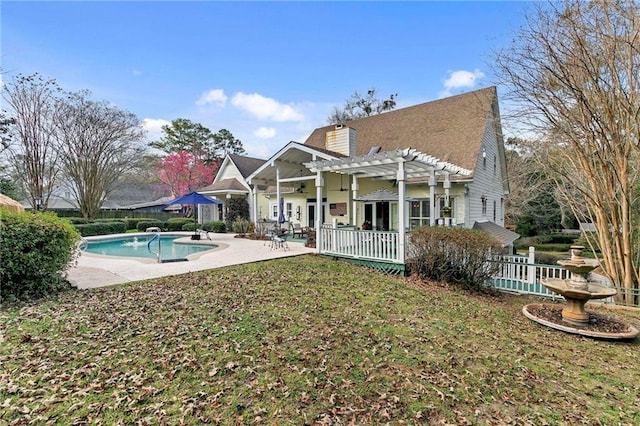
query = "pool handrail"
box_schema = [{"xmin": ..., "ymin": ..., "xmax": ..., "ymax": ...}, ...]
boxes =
[
  {"xmin": 147, "ymin": 232, "xmax": 161, "ymax": 263},
  {"xmin": 78, "ymin": 237, "xmax": 89, "ymax": 252}
]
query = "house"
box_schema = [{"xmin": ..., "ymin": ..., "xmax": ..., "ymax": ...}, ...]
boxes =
[
  {"xmin": 246, "ymin": 87, "xmax": 517, "ymax": 268},
  {"xmin": 198, "ymin": 154, "xmax": 267, "ymax": 222}
]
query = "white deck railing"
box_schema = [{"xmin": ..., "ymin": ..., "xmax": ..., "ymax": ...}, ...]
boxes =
[
  {"xmin": 319, "ymin": 227, "xmax": 402, "ymax": 263},
  {"xmin": 315, "ymin": 232, "xmax": 637, "ymax": 307}
]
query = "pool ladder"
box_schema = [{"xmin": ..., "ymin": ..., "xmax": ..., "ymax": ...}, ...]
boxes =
[
  {"xmin": 147, "ymin": 232, "xmax": 161, "ymax": 263},
  {"xmin": 78, "ymin": 237, "xmax": 89, "ymax": 252}
]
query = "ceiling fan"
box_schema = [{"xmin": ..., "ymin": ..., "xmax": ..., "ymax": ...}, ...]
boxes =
[{"xmin": 331, "ymin": 174, "xmax": 348, "ymax": 192}]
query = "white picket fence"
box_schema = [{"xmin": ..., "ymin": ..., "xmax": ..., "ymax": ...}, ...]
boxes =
[
  {"xmin": 489, "ymin": 247, "xmax": 636, "ymax": 306},
  {"xmin": 316, "ymin": 228, "xmax": 638, "ymax": 307}
]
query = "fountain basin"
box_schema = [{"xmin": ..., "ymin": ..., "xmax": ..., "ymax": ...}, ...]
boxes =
[
  {"xmin": 541, "ymin": 277, "xmax": 618, "ymax": 324},
  {"xmin": 523, "ymin": 303, "xmax": 639, "ymax": 340},
  {"xmin": 541, "ymin": 278, "xmax": 617, "ymax": 301}
]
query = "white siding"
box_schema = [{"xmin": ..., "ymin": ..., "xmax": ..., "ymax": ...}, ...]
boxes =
[
  {"xmin": 215, "ymin": 159, "xmax": 249, "ymax": 189},
  {"xmin": 466, "ymin": 110, "xmax": 507, "ymax": 227}
]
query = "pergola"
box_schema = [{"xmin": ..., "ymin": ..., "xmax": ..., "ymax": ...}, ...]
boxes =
[{"xmin": 304, "ymin": 147, "xmax": 472, "ymax": 262}]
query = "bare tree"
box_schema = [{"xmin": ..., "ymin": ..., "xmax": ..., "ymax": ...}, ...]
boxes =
[
  {"xmin": 327, "ymin": 89, "xmax": 397, "ymax": 124},
  {"xmin": 494, "ymin": 0, "xmax": 640, "ymax": 303},
  {"xmin": 53, "ymin": 91, "xmax": 147, "ymax": 219},
  {"xmin": 2, "ymin": 74, "xmax": 62, "ymax": 210}
]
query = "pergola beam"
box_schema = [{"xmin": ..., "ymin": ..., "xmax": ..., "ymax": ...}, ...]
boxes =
[{"xmin": 304, "ymin": 147, "xmax": 472, "ymax": 179}]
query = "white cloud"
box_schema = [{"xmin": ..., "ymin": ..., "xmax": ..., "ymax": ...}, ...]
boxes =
[
  {"xmin": 196, "ymin": 89, "xmax": 228, "ymax": 107},
  {"xmin": 142, "ymin": 118, "xmax": 170, "ymax": 142},
  {"xmin": 132, "ymin": 69, "xmax": 142, "ymax": 76},
  {"xmin": 231, "ymin": 92, "xmax": 304, "ymax": 122},
  {"xmin": 253, "ymin": 127, "xmax": 276, "ymax": 139},
  {"xmin": 440, "ymin": 69, "xmax": 485, "ymax": 97}
]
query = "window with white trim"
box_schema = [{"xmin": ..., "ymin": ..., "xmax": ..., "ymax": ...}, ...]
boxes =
[{"xmin": 409, "ymin": 199, "xmax": 431, "ymax": 229}]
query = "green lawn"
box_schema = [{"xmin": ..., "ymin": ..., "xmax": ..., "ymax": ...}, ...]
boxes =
[{"xmin": 2, "ymin": 255, "xmax": 639, "ymax": 425}]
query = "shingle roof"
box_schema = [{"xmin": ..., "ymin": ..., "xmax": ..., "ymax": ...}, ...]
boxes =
[
  {"xmin": 228, "ymin": 154, "xmax": 267, "ymax": 178},
  {"xmin": 199, "ymin": 178, "xmax": 248, "ymax": 193},
  {"xmin": 304, "ymin": 87, "xmax": 498, "ymax": 173},
  {"xmin": 473, "ymin": 221, "xmax": 520, "ymax": 247}
]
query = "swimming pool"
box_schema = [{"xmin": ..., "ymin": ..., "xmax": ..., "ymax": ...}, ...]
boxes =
[{"xmin": 84, "ymin": 235, "xmax": 217, "ymax": 261}]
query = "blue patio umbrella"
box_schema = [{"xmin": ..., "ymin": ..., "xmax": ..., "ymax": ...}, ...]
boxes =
[
  {"xmin": 165, "ymin": 192, "xmax": 222, "ymax": 236},
  {"xmin": 278, "ymin": 197, "xmax": 286, "ymax": 225}
]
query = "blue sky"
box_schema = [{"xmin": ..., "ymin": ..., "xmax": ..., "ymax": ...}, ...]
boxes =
[{"xmin": 1, "ymin": 1, "xmax": 532, "ymax": 158}]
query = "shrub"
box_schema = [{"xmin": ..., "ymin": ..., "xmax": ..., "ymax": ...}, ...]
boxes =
[
  {"xmin": 166, "ymin": 217, "xmax": 194, "ymax": 231},
  {"xmin": 202, "ymin": 221, "xmax": 226, "ymax": 233},
  {"xmin": 232, "ymin": 218, "xmax": 251, "ymax": 235},
  {"xmin": 65, "ymin": 217, "xmax": 89, "ymax": 225},
  {"xmin": 548, "ymin": 233, "xmax": 579, "ymax": 244},
  {"xmin": 406, "ymin": 226, "xmax": 504, "ymax": 291},
  {"xmin": 74, "ymin": 221, "xmax": 127, "ymax": 237},
  {"xmin": 0, "ymin": 209, "xmax": 80, "ymax": 302},
  {"xmin": 535, "ymin": 252, "xmax": 563, "ymax": 265},
  {"xmin": 121, "ymin": 218, "xmax": 156, "ymax": 230},
  {"xmin": 224, "ymin": 198, "xmax": 249, "ymax": 231},
  {"xmin": 136, "ymin": 220, "xmax": 165, "ymax": 232},
  {"xmin": 92, "ymin": 218, "xmax": 126, "ymax": 224},
  {"xmin": 182, "ymin": 222, "xmax": 196, "ymax": 232}
]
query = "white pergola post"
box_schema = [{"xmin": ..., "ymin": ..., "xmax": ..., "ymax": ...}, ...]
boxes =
[
  {"xmin": 397, "ymin": 161, "xmax": 406, "ymax": 263},
  {"xmin": 276, "ymin": 166, "xmax": 281, "ymax": 223},
  {"xmin": 429, "ymin": 170, "xmax": 437, "ymax": 226},
  {"xmin": 351, "ymin": 175, "xmax": 359, "ymax": 226},
  {"xmin": 315, "ymin": 170, "xmax": 324, "ymax": 253},
  {"xmin": 444, "ymin": 172, "xmax": 451, "ymax": 226}
]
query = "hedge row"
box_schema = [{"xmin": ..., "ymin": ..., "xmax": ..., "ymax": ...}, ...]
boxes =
[
  {"xmin": 135, "ymin": 220, "xmax": 226, "ymax": 233},
  {"xmin": 75, "ymin": 222, "xmax": 127, "ymax": 237},
  {"xmin": 66, "ymin": 217, "xmax": 161, "ymax": 231}
]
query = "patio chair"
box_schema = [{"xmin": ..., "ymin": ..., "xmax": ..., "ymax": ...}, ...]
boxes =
[
  {"xmin": 271, "ymin": 231, "xmax": 290, "ymax": 252},
  {"xmin": 264, "ymin": 224, "xmax": 280, "ymax": 246},
  {"xmin": 290, "ymin": 222, "xmax": 307, "ymax": 239},
  {"xmin": 196, "ymin": 229, "xmax": 212, "ymax": 240}
]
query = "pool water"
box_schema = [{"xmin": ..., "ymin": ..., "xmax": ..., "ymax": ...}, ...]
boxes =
[{"xmin": 84, "ymin": 236, "xmax": 216, "ymax": 261}]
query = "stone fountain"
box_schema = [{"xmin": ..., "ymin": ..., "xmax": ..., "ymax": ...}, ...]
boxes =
[{"xmin": 523, "ymin": 246, "xmax": 639, "ymax": 340}]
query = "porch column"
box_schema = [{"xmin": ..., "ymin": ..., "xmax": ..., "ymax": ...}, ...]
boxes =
[
  {"xmin": 315, "ymin": 170, "xmax": 324, "ymax": 253},
  {"xmin": 276, "ymin": 166, "xmax": 281, "ymax": 221},
  {"xmin": 251, "ymin": 184, "xmax": 258, "ymax": 223},
  {"xmin": 429, "ymin": 170, "xmax": 437, "ymax": 226},
  {"xmin": 397, "ymin": 161, "xmax": 406, "ymax": 263},
  {"xmin": 444, "ymin": 172, "xmax": 451, "ymax": 227},
  {"xmin": 351, "ymin": 175, "xmax": 359, "ymax": 227}
]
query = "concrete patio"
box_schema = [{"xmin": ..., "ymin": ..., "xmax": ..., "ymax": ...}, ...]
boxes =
[{"xmin": 67, "ymin": 232, "xmax": 315, "ymax": 289}]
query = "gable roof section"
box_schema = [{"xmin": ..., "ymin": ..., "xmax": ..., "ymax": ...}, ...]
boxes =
[
  {"xmin": 304, "ymin": 87, "xmax": 498, "ymax": 173},
  {"xmin": 248, "ymin": 141, "xmax": 343, "ymax": 185},
  {"xmin": 228, "ymin": 154, "xmax": 267, "ymax": 178},
  {"xmin": 199, "ymin": 178, "xmax": 249, "ymax": 194}
]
